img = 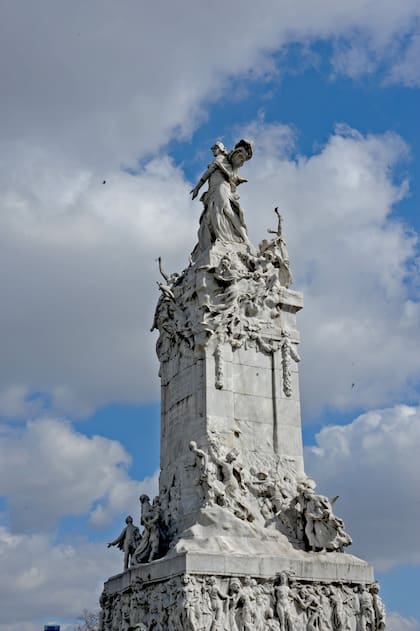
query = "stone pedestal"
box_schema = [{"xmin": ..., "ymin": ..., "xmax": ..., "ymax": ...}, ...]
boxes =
[
  {"xmin": 100, "ymin": 161, "xmax": 385, "ymax": 629},
  {"xmin": 101, "ymin": 551, "xmax": 380, "ymax": 631}
]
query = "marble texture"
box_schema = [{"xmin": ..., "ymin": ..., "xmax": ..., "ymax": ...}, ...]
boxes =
[{"xmin": 101, "ymin": 141, "xmax": 385, "ymax": 629}]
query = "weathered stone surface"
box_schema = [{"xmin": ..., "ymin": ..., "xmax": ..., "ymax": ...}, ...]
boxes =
[
  {"xmin": 101, "ymin": 566, "xmax": 384, "ymax": 631},
  {"xmin": 100, "ymin": 140, "xmax": 386, "ymax": 629}
]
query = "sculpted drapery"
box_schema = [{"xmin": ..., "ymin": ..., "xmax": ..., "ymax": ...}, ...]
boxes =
[{"xmin": 191, "ymin": 139, "xmax": 253, "ymax": 255}]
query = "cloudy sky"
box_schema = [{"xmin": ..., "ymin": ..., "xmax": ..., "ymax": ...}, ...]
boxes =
[{"xmin": 0, "ymin": 1, "xmax": 419, "ymax": 629}]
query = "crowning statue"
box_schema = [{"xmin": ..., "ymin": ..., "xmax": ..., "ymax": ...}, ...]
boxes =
[
  {"xmin": 190, "ymin": 139, "xmax": 253, "ymax": 256},
  {"xmin": 100, "ymin": 139, "xmax": 386, "ymax": 630}
]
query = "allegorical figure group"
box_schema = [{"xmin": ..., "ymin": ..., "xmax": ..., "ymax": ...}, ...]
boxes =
[{"xmin": 99, "ymin": 572, "xmax": 385, "ymax": 631}]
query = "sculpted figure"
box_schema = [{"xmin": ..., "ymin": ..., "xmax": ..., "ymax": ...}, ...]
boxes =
[
  {"xmin": 189, "ymin": 440, "xmax": 224, "ymax": 506},
  {"xmin": 329, "ymin": 584, "xmax": 353, "ymax": 631},
  {"xmin": 191, "ymin": 139, "xmax": 253, "ymax": 255},
  {"xmin": 205, "ymin": 576, "xmax": 229, "ymax": 631},
  {"xmin": 166, "ymin": 577, "xmax": 182, "ymax": 630},
  {"xmin": 111, "ymin": 593, "xmax": 122, "ymax": 631},
  {"xmin": 133, "ymin": 494, "xmax": 161, "ymax": 564},
  {"xmin": 303, "ymin": 584, "xmax": 324, "ymax": 631},
  {"xmin": 370, "ymin": 582, "xmax": 386, "ymax": 630},
  {"xmin": 358, "ymin": 585, "xmax": 375, "ymax": 631},
  {"xmin": 209, "ymin": 441, "xmax": 255, "ymax": 522},
  {"xmin": 242, "ymin": 576, "xmax": 258, "ymax": 626},
  {"xmin": 266, "ymin": 607, "xmax": 281, "ymax": 630},
  {"xmin": 121, "ymin": 593, "xmax": 131, "ymax": 631},
  {"xmin": 180, "ymin": 574, "xmax": 202, "ymax": 631},
  {"xmin": 228, "ymin": 577, "xmax": 254, "ymax": 631},
  {"xmin": 319, "ymin": 585, "xmax": 333, "ymax": 630},
  {"xmin": 264, "ymin": 207, "xmax": 293, "ymax": 288},
  {"xmin": 274, "ymin": 571, "xmax": 296, "ymax": 631},
  {"xmin": 107, "ymin": 515, "xmax": 141, "ymax": 571},
  {"xmin": 99, "ymin": 590, "xmax": 111, "ymax": 631},
  {"xmin": 292, "ymin": 479, "xmax": 352, "ymax": 552},
  {"xmin": 131, "ymin": 578, "xmax": 147, "ymax": 627},
  {"xmin": 254, "ymin": 584, "xmax": 271, "ymax": 631},
  {"xmin": 279, "ymin": 329, "xmax": 300, "ymax": 398}
]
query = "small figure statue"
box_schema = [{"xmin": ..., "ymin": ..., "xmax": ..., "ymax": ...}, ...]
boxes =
[
  {"xmin": 302, "ymin": 584, "xmax": 324, "ymax": 631},
  {"xmin": 265, "ymin": 207, "xmax": 293, "ymax": 288},
  {"xmin": 180, "ymin": 574, "xmax": 202, "ymax": 631},
  {"xmin": 329, "ymin": 584, "xmax": 353, "ymax": 631},
  {"xmin": 205, "ymin": 576, "xmax": 229, "ymax": 631},
  {"xmin": 370, "ymin": 582, "xmax": 386, "ymax": 630},
  {"xmin": 279, "ymin": 329, "xmax": 300, "ymax": 398},
  {"xmin": 274, "ymin": 571, "xmax": 296, "ymax": 631},
  {"xmin": 189, "ymin": 440, "xmax": 224, "ymax": 506},
  {"xmin": 209, "ymin": 441, "xmax": 255, "ymax": 522},
  {"xmin": 228, "ymin": 577, "xmax": 254, "ymax": 631},
  {"xmin": 133, "ymin": 495, "xmax": 161, "ymax": 564},
  {"xmin": 358, "ymin": 585, "xmax": 375, "ymax": 631},
  {"xmin": 107, "ymin": 515, "xmax": 141, "ymax": 571},
  {"xmin": 292, "ymin": 479, "xmax": 352, "ymax": 552}
]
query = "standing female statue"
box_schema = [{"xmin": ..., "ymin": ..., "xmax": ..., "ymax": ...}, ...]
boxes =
[{"xmin": 190, "ymin": 139, "xmax": 253, "ymax": 255}]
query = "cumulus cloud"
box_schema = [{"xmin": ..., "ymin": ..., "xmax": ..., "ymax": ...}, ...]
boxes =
[
  {"xmin": 388, "ymin": 28, "xmax": 420, "ymax": 87},
  {"xmin": 0, "ymin": 0, "xmax": 419, "ymax": 168},
  {"xmin": 0, "ymin": 417, "xmax": 158, "ymax": 531},
  {"xmin": 0, "ymin": 121, "xmax": 418, "ymax": 419},
  {"xmin": 238, "ymin": 120, "xmax": 419, "ymax": 415},
  {"xmin": 0, "ymin": 526, "xmax": 114, "ymax": 628},
  {"xmin": 0, "ymin": 2, "xmax": 419, "ymax": 420},
  {"xmin": 387, "ymin": 612, "xmax": 420, "ymax": 631},
  {"xmin": 305, "ymin": 404, "xmax": 420, "ymax": 570},
  {"xmin": 0, "ymin": 148, "xmax": 195, "ymax": 417}
]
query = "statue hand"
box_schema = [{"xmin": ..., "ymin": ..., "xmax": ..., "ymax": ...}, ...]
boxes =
[
  {"xmin": 190, "ymin": 188, "xmax": 199, "ymax": 200},
  {"xmin": 107, "ymin": 543, "xmax": 112, "ymax": 548}
]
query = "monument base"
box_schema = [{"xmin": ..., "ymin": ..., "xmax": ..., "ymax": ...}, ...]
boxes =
[{"xmin": 100, "ymin": 548, "xmax": 382, "ymax": 630}]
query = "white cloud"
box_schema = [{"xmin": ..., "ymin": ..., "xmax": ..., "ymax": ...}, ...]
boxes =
[
  {"xmin": 305, "ymin": 404, "xmax": 420, "ymax": 570},
  {"xmin": 0, "ymin": 4, "xmax": 418, "ymax": 420},
  {"xmin": 0, "ymin": 122, "xmax": 418, "ymax": 419},
  {"xmin": 0, "ymin": 148, "xmax": 195, "ymax": 417},
  {"xmin": 0, "ymin": 526, "xmax": 113, "ymax": 628},
  {"xmin": 331, "ymin": 36, "xmax": 379, "ymax": 79},
  {"xmin": 0, "ymin": 1, "xmax": 419, "ymax": 169},
  {"xmin": 0, "ymin": 417, "xmax": 158, "ymax": 531},
  {"xmin": 388, "ymin": 612, "xmax": 420, "ymax": 631},
  {"xmin": 388, "ymin": 29, "xmax": 420, "ymax": 87},
  {"xmin": 238, "ymin": 120, "xmax": 419, "ymax": 415}
]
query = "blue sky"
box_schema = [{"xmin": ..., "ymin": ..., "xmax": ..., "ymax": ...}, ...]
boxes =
[{"xmin": 0, "ymin": 2, "xmax": 419, "ymax": 630}]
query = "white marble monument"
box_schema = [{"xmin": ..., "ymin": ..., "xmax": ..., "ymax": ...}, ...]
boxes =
[{"xmin": 99, "ymin": 139, "xmax": 386, "ymax": 630}]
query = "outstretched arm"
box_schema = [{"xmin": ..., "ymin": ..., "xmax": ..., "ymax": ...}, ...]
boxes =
[
  {"xmin": 158, "ymin": 256, "xmax": 169, "ymax": 282},
  {"xmin": 190, "ymin": 158, "xmax": 232, "ymax": 199},
  {"xmin": 190, "ymin": 163, "xmax": 216, "ymax": 199},
  {"xmin": 108, "ymin": 528, "xmax": 125, "ymax": 548}
]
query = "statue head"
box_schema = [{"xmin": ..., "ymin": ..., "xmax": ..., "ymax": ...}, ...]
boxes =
[
  {"xmin": 125, "ymin": 515, "xmax": 134, "ymax": 525},
  {"xmin": 211, "ymin": 141, "xmax": 227, "ymax": 156},
  {"xmin": 234, "ymin": 139, "xmax": 253, "ymax": 159},
  {"xmin": 370, "ymin": 581, "xmax": 380, "ymax": 594},
  {"xmin": 277, "ymin": 571, "xmax": 290, "ymax": 585},
  {"xmin": 139, "ymin": 494, "xmax": 150, "ymax": 504},
  {"xmin": 189, "ymin": 440, "xmax": 197, "ymax": 451},
  {"xmin": 230, "ymin": 578, "xmax": 241, "ymax": 593},
  {"xmin": 226, "ymin": 448, "xmax": 239, "ymax": 463},
  {"xmin": 230, "ymin": 139, "xmax": 253, "ymax": 168}
]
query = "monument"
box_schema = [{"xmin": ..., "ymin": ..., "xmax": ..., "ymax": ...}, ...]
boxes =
[{"xmin": 99, "ymin": 139, "xmax": 386, "ymax": 630}]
